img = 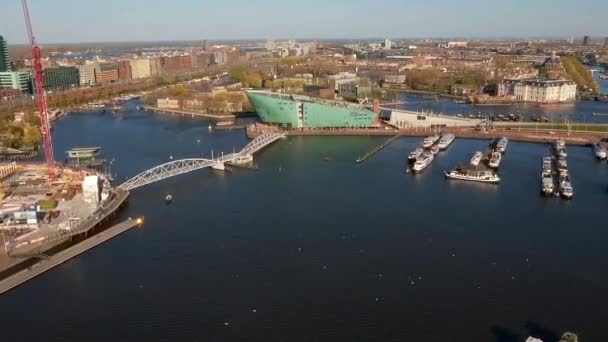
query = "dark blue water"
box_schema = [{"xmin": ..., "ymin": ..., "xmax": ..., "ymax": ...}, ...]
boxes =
[{"xmin": 1, "ymin": 109, "xmax": 607, "ymax": 342}]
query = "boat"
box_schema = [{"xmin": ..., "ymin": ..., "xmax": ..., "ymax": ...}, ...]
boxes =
[
  {"xmin": 422, "ymin": 134, "xmax": 440, "ymax": 148},
  {"xmin": 552, "ymin": 140, "xmax": 567, "ymax": 158},
  {"xmin": 437, "ymin": 133, "xmax": 455, "ymax": 150},
  {"xmin": 216, "ymin": 121, "xmax": 235, "ymax": 127},
  {"xmin": 495, "ymin": 137, "xmax": 509, "ymax": 153},
  {"xmin": 592, "ymin": 112, "xmax": 608, "ymax": 116},
  {"xmin": 470, "ymin": 151, "xmax": 483, "ymax": 166},
  {"xmin": 412, "ymin": 153, "xmax": 434, "ymax": 173},
  {"xmin": 165, "ymin": 194, "xmax": 173, "ymax": 203},
  {"xmin": 593, "ymin": 143, "xmax": 607, "ymax": 159},
  {"xmin": 444, "ymin": 168, "xmax": 500, "ymax": 184},
  {"xmin": 555, "ymin": 158, "xmax": 568, "ymax": 173},
  {"xmin": 408, "ymin": 148, "xmax": 423, "ymax": 162},
  {"xmin": 488, "ymin": 151, "xmax": 502, "ymax": 168},
  {"xmin": 541, "ymin": 173, "xmax": 554, "ymax": 196},
  {"xmin": 559, "ymin": 180, "xmax": 574, "ymax": 199},
  {"xmin": 430, "ymin": 145, "xmax": 440, "ymax": 155},
  {"xmin": 232, "ymin": 154, "xmax": 254, "ymax": 164}
]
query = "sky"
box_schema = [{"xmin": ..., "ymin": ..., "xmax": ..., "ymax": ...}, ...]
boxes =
[{"xmin": 1, "ymin": 0, "xmax": 607, "ymax": 44}]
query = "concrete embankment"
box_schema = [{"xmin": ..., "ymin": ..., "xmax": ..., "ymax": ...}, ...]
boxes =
[{"xmin": 0, "ymin": 218, "xmax": 139, "ymax": 295}]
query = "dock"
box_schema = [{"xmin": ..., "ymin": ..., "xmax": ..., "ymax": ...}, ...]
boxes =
[
  {"xmin": 142, "ymin": 106, "xmax": 237, "ymax": 120},
  {"xmin": 356, "ymin": 135, "xmax": 400, "ymax": 163},
  {"xmin": 0, "ymin": 218, "xmax": 140, "ymax": 295}
]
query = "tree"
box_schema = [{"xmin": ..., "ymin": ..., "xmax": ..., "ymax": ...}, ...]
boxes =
[{"xmin": 22, "ymin": 124, "xmax": 41, "ymax": 148}]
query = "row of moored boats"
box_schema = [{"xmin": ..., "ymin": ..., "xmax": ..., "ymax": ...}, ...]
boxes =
[
  {"xmin": 443, "ymin": 137, "xmax": 509, "ymax": 184},
  {"xmin": 541, "ymin": 140, "xmax": 573, "ymax": 199},
  {"xmin": 408, "ymin": 133, "xmax": 455, "ymax": 173}
]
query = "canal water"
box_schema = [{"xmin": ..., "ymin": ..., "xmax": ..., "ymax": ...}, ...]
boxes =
[{"xmin": 1, "ymin": 108, "xmax": 608, "ymax": 342}]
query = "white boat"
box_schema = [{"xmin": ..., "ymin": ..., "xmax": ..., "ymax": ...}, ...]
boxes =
[
  {"xmin": 488, "ymin": 151, "xmax": 502, "ymax": 168},
  {"xmin": 216, "ymin": 121, "xmax": 235, "ymax": 127},
  {"xmin": 430, "ymin": 145, "xmax": 440, "ymax": 155},
  {"xmin": 593, "ymin": 143, "xmax": 607, "ymax": 159},
  {"xmin": 444, "ymin": 169, "xmax": 500, "ymax": 183},
  {"xmin": 437, "ymin": 134, "xmax": 455, "ymax": 150},
  {"xmin": 555, "ymin": 139, "xmax": 566, "ymax": 150},
  {"xmin": 232, "ymin": 154, "xmax": 254, "ymax": 164},
  {"xmin": 541, "ymin": 168, "xmax": 554, "ymax": 196},
  {"xmin": 496, "ymin": 137, "xmax": 509, "ymax": 153},
  {"xmin": 408, "ymin": 148, "xmax": 423, "ymax": 162},
  {"xmin": 470, "ymin": 151, "xmax": 483, "ymax": 166},
  {"xmin": 412, "ymin": 153, "xmax": 434, "ymax": 173},
  {"xmin": 560, "ymin": 180, "xmax": 574, "ymax": 199},
  {"xmin": 165, "ymin": 194, "xmax": 173, "ymax": 203},
  {"xmin": 422, "ymin": 134, "xmax": 440, "ymax": 148}
]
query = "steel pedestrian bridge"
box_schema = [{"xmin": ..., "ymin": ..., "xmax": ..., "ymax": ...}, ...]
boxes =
[{"xmin": 119, "ymin": 132, "xmax": 285, "ymax": 191}]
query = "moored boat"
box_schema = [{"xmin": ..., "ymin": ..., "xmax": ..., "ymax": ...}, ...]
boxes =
[
  {"xmin": 437, "ymin": 133, "xmax": 455, "ymax": 150},
  {"xmin": 444, "ymin": 168, "xmax": 500, "ymax": 184},
  {"xmin": 408, "ymin": 148, "xmax": 423, "ymax": 162},
  {"xmin": 412, "ymin": 153, "xmax": 434, "ymax": 173},
  {"xmin": 470, "ymin": 151, "xmax": 483, "ymax": 166},
  {"xmin": 488, "ymin": 151, "xmax": 502, "ymax": 168},
  {"xmin": 559, "ymin": 179, "xmax": 574, "ymax": 199},
  {"xmin": 593, "ymin": 142, "xmax": 607, "ymax": 160},
  {"xmin": 422, "ymin": 134, "xmax": 441, "ymax": 148}
]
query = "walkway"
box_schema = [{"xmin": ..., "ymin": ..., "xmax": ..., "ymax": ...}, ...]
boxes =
[
  {"xmin": 0, "ymin": 218, "xmax": 139, "ymax": 295},
  {"xmin": 120, "ymin": 132, "xmax": 285, "ymax": 191}
]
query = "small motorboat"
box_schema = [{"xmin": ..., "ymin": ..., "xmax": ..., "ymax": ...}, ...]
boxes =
[
  {"xmin": 165, "ymin": 194, "xmax": 173, "ymax": 203},
  {"xmin": 324, "ymin": 156, "xmax": 332, "ymax": 162}
]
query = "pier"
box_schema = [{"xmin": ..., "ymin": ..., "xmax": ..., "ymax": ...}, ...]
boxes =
[
  {"xmin": 356, "ymin": 135, "xmax": 400, "ymax": 163},
  {"xmin": 142, "ymin": 106, "xmax": 238, "ymax": 120},
  {"xmin": 0, "ymin": 218, "xmax": 140, "ymax": 295}
]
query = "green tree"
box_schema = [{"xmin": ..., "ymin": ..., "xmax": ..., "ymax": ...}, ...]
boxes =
[{"xmin": 22, "ymin": 124, "xmax": 41, "ymax": 148}]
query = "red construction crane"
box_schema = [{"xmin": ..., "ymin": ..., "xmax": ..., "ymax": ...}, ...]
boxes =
[{"xmin": 22, "ymin": 0, "xmax": 55, "ymax": 181}]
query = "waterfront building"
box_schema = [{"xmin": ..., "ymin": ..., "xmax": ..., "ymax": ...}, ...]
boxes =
[
  {"xmin": 447, "ymin": 41, "xmax": 469, "ymax": 49},
  {"xmin": 389, "ymin": 109, "xmax": 481, "ymax": 129},
  {"xmin": 97, "ymin": 62, "xmax": 119, "ymax": 84},
  {"xmin": 0, "ymin": 35, "xmax": 10, "ymax": 72},
  {"xmin": 514, "ymin": 78, "xmax": 576, "ymax": 103},
  {"xmin": 384, "ymin": 75, "xmax": 407, "ymax": 85},
  {"xmin": 76, "ymin": 63, "xmax": 97, "ymax": 86},
  {"xmin": 117, "ymin": 60, "xmax": 132, "ymax": 81},
  {"xmin": 246, "ymin": 90, "xmax": 377, "ymax": 129},
  {"xmin": 160, "ymin": 56, "xmax": 192, "ymax": 72},
  {"xmin": 583, "ymin": 35, "xmax": 590, "ymax": 45},
  {"xmin": 149, "ymin": 57, "xmax": 162, "ymax": 77},
  {"xmin": 0, "ymin": 88, "xmax": 22, "ymax": 101},
  {"xmin": 130, "ymin": 58, "xmax": 152, "ymax": 79},
  {"xmin": 157, "ymin": 98, "xmax": 180, "ymax": 109},
  {"xmin": 42, "ymin": 66, "xmax": 79, "ymax": 90},
  {"xmin": 497, "ymin": 79, "xmax": 520, "ymax": 97},
  {"xmin": 339, "ymin": 83, "xmax": 372, "ymax": 101},
  {"xmin": 0, "ymin": 70, "xmax": 31, "ymax": 92}
]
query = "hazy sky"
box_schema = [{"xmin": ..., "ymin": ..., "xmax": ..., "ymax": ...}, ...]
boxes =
[{"xmin": 2, "ymin": 0, "xmax": 607, "ymax": 44}]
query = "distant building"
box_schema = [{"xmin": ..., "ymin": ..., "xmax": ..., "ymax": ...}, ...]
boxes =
[
  {"xmin": 192, "ymin": 52, "xmax": 213, "ymax": 68},
  {"xmin": 604, "ymin": 37, "xmax": 608, "ymax": 46},
  {"xmin": 97, "ymin": 62, "xmax": 119, "ymax": 84},
  {"xmin": 0, "ymin": 88, "xmax": 22, "ymax": 101},
  {"xmin": 583, "ymin": 35, "xmax": 590, "ymax": 45},
  {"xmin": 0, "ymin": 35, "xmax": 10, "ymax": 72},
  {"xmin": 42, "ymin": 66, "xmax": 79, "ymax": 90},
  {"xmin": 157, "ymin": 97, "xmax": 179, "ymax": 109},
  {"xmin": 203, "ymin": 40, "xmax": 209, "ymax": 51},
  {"xmin": 76, "ymin": 63, "xmax": 97, "ymax": 86},
  {"xmin": 383, "ymin": 39, "xmax": 392, "ymax": 50},
  {"xmin": 117, "ymin": 60, "xmax": 132, "ymax": 81},
  {"xmin": 497, "ymin": 79, "xmax": 520, "ymax": 97},
  {"xmin": 514, "ymin": 78, "xmax": 576, "ymax": 103},
  {"xmin": 339, "ymin": 83, "xmax": 372, "ymax": 101},
  {"xmin": 130, "ymin": 58, "xmax": 151, "ymax": 79},
  {"xmin": 384, "ymin": 75, "xmax": 407, "ymax": 84},
  {"xmin": 160, "ymin": 55, "xmax": 192, "ymax": 72},
  {"xmin": 149, "ymin": 57, "xmax": 162, "ymax": 77},
  {"xmin": 451, "ymin": 84, "xmax": 475, "ymax": 96},
  {"xmin": 0, "ymin": 70, "xmax": 31, "ymax": 92},
  {"xmin": 448, "ymin": 41, "xmax": 469, "ymax": 49}
]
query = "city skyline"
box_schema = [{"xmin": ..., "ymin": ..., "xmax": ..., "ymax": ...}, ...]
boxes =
[{"xmin": 2, "ymin": 0, "xmax": 608, "ymax": 44}]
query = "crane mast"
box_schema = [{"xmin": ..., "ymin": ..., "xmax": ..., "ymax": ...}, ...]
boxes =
[{"xmin": 22, "ymin": 0, "xmax": 56, "ymax": 181}]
